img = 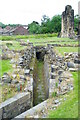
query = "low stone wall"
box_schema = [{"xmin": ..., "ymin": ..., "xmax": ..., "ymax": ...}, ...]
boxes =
[
  {"xmin": 48, "ymin": 44, "xmax": 79, "ymax": 47},
  {"xmin": 0, "ymin": 92, "xmax": 32, "ymax": 119},
  {"xmin": 13, "ymin": 99, "xmax": 48, "ymax": 119}
]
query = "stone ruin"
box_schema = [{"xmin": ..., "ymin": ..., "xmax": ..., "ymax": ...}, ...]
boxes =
[
  {"xmin": 78, "ymin": 20, "xmax": 80, "ymax": 36},
  {"xmin": 77, "ymin": 20, "xmax": 80, "ymax": 40},
  {"xmin": 78, "ymin": 1, "xmax": 80, "ymax": 17},
  {"xmin": 61, "ymin": 5, "xmax": 75, "ymax": 38}
]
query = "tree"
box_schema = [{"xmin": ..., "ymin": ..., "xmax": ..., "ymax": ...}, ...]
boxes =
[
  {"xmin": 41, "ymin": 15, "xmax": 50, "ymax": 33},
  {"xmin": 0, "ymin": 22, "xmax": 6, "ymax": 28},
  {"xmin": 74, "ymin": 15, "xmax": 79, "ymax": 32},
  {"xmin": 50, "ymin": 15, "xmax": 61, "ymax": 33},
  {"xmin": 28, "ymin": 21, "xmax": 41, "ymax": 34},
  {"xmin": 40, "ymin": 15, "xmax": 61, "ymax": 33}
]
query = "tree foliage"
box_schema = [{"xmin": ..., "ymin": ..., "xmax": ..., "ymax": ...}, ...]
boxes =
[
  {"xmin": 0, "ymin": 14, "xmax": 79, "ymax": 34},
  {"xmin": 74, "ymin": 15, "xmax": 79, "ymax": 32},
  {"xmin": 0, "ymin": 22, "xmax": 6, "ymax": 28},
  {"xmin": 28, "ymin": 15, "xmax": 61, "ymax": 34},
  {"xmin": 28, "ymin": 21, "xmax": 41, "ymax": 34}
]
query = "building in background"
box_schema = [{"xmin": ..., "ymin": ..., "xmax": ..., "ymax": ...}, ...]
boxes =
[{"xmin": 0, "ymin": 26, "xmax": 29, "ymax": 35}]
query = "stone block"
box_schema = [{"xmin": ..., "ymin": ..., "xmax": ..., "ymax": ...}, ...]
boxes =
[
  {"xmin": 24, "ymin": 69, "xmax": 30, "ymax": 75},
  {"xmin": 51, "ymin": 73, "xmax": 57, "ymax": 79},
  {"xmin": 67, "ymin": 62, "xmax": 75, "ymax": 68},
  {"xmin": 0, "ymin": 108, "xmax": 2, "ymax": 120},
  {"xmin": 17, "ymin": 92, "xmax": 30, "ymax": 105}
]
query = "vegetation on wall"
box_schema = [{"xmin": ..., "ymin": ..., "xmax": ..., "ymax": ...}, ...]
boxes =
[{"xmin": 48, "ymin": 72, "xmax": 78, "ymax": 118}]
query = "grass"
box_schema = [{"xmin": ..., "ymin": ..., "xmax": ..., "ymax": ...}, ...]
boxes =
[
  {"xmin": 1, "ymin": 33, "xmax": 58, "ymax": 41},
  {"xmin": 0, "ymin": 60, "xmax": 12, "ymax": 76},
  {"xmin": 1, "ymin": 84, "xmax": 18, "ymax": 102},
  {"xmin": 7, "ymin": 41, "xmax": 26, "ymax": 50},
  {"xmin": 1, "ymin": 34, "xmax": 76, "ymax": 42},
  {"xmin": 2, "ymin": 41, "xmax": 27, "ymax": 50},
  {"xmin": 24, "ymin": 37, "xmax": 77, "ymax": 46},
  {"xmin": 2, "ymin": 35, "xmax": 78, "ymax": 48},
  {"xmin": 48, "ymin": 72, "xmax": 78, "ymax": 118},
  {"xmin": 55, "ymin": 47, "xmax": 78, "ymax": 56},
  {"xmin": 25, "ymin": 37, "xmax": 76, "ymax": 43}
]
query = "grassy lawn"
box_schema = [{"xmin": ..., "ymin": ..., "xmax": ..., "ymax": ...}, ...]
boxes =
[
  {"xmin": 0, "ymin": 60, "xmax": 12, "ymax": 76},
  {"xmin": 2, "ymin": 41, "xmax": 27, "ymax": 50},
  {"xmin": 8, "ymin": 42, "xmax": 27, "ymax": 50},
  {"xmin": 23, "ymin": 37, "xmax": 77, "ymax": 46},
  {"xmin": 33, "ymin": 41, "xmax": 78, "ymax": 46},
  {"xmin": 25, "ymin": 37, "xmax": 76, "ymax": 43},
  {"xmin": 48, "ymin": 72, "xmax": 78, "ymax": 118},
  {"xmin": 1, "ymin": 35, "xmax": 78, "ymax": 48},
  {"xmin": 1, "ymin": 34, "xmax": 58, "ymax": 41},
  {"xmin": 55, "ymin": 47, "xmax": 78, "ymax": 56}
]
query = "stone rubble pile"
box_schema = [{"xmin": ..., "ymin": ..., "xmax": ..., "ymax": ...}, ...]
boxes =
[
  {"xmin": 64, "ymin": 52, "xmax": 80, "ymax": 71},
  {"xmin": 1, "ymin": 44, "xmax": 35, "ymax": 101},
  {"xmin": 46, "ymin": 45, "xmax": 74, "ymax": 96}
]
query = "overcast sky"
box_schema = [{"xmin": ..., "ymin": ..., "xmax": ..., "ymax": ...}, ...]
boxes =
[{"xmin": 0, "ymin": 0, "xmax": 79, "ymax": 25}]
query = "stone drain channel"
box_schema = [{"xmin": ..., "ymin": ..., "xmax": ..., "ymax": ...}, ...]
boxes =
[
  {"xmin": 0, "ymin": 44, "xmax": 79, "ymax": 119},
  {"xmin": 0, "ymin": 45, "xmax": 50, "ymax": 119},
  {"xmin": 33, "ymin": 59, "xmax": 47, "ymax": 106}
]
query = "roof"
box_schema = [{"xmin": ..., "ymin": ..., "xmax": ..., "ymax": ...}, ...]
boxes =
[{"xmin": 0, "ymin": 26, "xmax": 29, "ymax": 34}]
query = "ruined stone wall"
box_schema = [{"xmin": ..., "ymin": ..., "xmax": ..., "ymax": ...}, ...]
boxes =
[
  {"xmin": 11, "ymin": 44, "xmax": 78, "ymax": 119},
  {"xmin": 0, "ymin": 44, "xmax": 34, "ymax": 119},
  {"xmin": 61, "ymin": 5, "xmax": 75, "ymax": 38},
  {"xmin": 44, "ymin": 55, "xmax": 50, "ymax": 98},
  {"xmin": 78, "ymin": 1, "xmax": 80, "ymax": 17},
  {"xmin": 0, "ymin": 92, "xmax": 32, "ymax": 119},
  {"xmin": 78, "ymin": 21, "xmax": 80, "ymax": 35}
]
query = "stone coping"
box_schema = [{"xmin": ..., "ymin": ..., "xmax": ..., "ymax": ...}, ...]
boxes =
[
  {"xmin": 13, "ymin": 99, "xmax": 48, "ymax": 119},
  {"xmin": 0, "ymin": 92, "xmax": 30, "ymax": 109}
]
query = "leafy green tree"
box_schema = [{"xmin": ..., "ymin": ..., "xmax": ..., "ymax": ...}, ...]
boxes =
[
  {"xmin": 0, "ymin": 22, "xmax": 6, "ymax": 28},
  {"xmin": 28, "ymin": 21, "xmax": 41, "ymax": 34},
  {"xmin": 41, "ymin": 15, "xmax": 61, "ymax": 33},
  {"xmin": 74, "ymin": 15, "xmax": 79, "ymax": 32},
  {"xmin": 50, "ymin": 15, "xmax": 61, "ymax": 33},
  {"xmin": 41, "ymin": 15, "xmax": 50, "ymax": 33}
]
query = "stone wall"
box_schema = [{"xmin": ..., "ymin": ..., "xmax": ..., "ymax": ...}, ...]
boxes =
[
  {"xmin": 12, "ymin": 45, "xmax": 76, "ymax": 119},
  {"xmin": 0, "ymin": 92, "xmax": 32, "ymax": 119},
  {"xmin": 78, "ymin": 1, "xmax": 80, "ymax": 17},
  {"xmin": 44, "ymin": 54, "xmax": 50, "ymax": 98},
  {"xmin": 13, "ymin": 99, "xmax": 48, "ymax": 119},
  {"xmin": 78, "ymin": 21, "xmax": 80, "ymax": 36},
  {"xmin": 61, "ymin": 5, "xmax": 75, "ymax": 38}
]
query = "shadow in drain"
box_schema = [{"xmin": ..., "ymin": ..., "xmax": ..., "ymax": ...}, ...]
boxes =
[{"xmin": 33, "ymin": 52, "xmax": 47, "ymax": 106}]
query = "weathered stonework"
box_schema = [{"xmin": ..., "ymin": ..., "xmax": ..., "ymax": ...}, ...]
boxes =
[
  {"xmin": 78, "ymin": 20, "xmax": 80, "ymax": 40},
  {"xmin": 78, "ymin": 21, "xmax": 80, "ymax": 35},
  {"xmin": 0, "ymin": 92, "xmax": 32, "ymax": 119},
  {"xmin": 13, "ymin": 44, "xmax": 79, "ymax": 119},
  {"xmin": 78, "ymin": 1, "xmax": 80, "ymax": 17},
  {"xmin": 61, "ymin": 5, "xmax": 75, "ymax": 38}
]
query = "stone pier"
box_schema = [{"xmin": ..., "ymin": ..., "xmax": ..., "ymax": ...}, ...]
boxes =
[
  {"xmin": 78, "ymin": 21, "xmax": 80, "ymax": 35},
  {"xmin": 78, "ymin": 20, "xmax": 80, "ymax": 40},
  {"xmin": 61, "ymin": 5, "xmax": 75, "ymax": 38}
]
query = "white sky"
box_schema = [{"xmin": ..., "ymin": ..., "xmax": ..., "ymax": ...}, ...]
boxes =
[{"xmin": 0, "ymin": 0, "xmax": 79, "ymax": 25}]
